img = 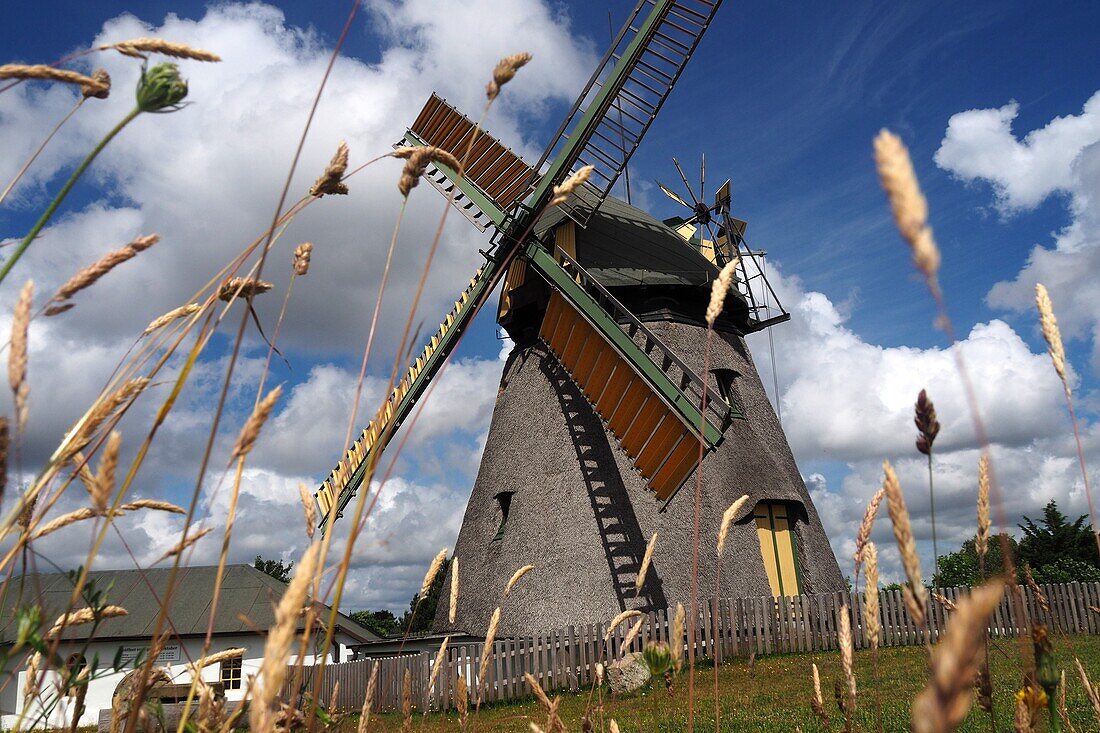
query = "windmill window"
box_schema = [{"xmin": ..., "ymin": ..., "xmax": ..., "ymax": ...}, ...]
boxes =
[
  {"xmin": 711, "ymin": 369, "xmax": 739, "ymax": 408},
  {"xmin": 753, "ymin": 501, "xmax": 803, "ymax": 597},
  {"xmin": 492, "ymin": 492, "xmax": 514, "ymax": 542},
  {"xmin": 220, "ymin": 657, "xmax": 243, "ymax": 690}
]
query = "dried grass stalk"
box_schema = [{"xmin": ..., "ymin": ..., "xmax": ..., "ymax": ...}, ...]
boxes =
[
  {"xmin": 158, "ymin": 526, "xmax": 214, "ymax": 561},
  {"xmin": 393, "ymin": 146, "xmax": 463, "ymax": 197},
  {"xmin": 53, "ymin": 234, "xmax": 159, "ymax": 302},
  {"xmin": 671, "ymin": 603, "xmax": 685, "ymax": 671},
  {"xmin": 883, "ymin": 460, "xmax": 927, "ymax": 627},
  {"xmin": 1023, "ymin": 564, "xmax": 1051, "ymax": 615},
  {"xmin": 81, "ymin": 68, "xmax": 111, "ymax": 99},
  {"xmin": 931, "ymin": 592, "xmax": 957, "ymax": 612},
  {"xmin": 549, "ymin": 165, "xmax": 594, "ymax": 207},
  {"xmin": 142, "ymin": 303, "xmax": 200, "ymax": 336},
  {"xmin": 838, "ymin": 604, "xmax": 856, "ymax": 713},
  {"xmin": 422, "ymin": 548, "xmax": 448, "ymax": 596},
  {"xmin": 91, "ymin": 430, "xmax": 121, "ymax": 512},
  {"xmin": 609, "ymin": 720, "xmax": 620, "ymax": 733},
  {"xmin": 293, "ymin": 243, "xmax": 313, "ymax": 276},
  {"xmin": 717, "ymin": 494, "xmax": 749, "ymax": 556},
  {"xmin": 298, "ymin": 483, "xmax": 316, "ymax": 538},
  {"xmin": 477, "ymin": 607, "xmax": 501, "ymax": 697},
  {"xmin": 524, "ymin": 672, "xmax": 552, "ymax": 710},
  {"xmin": 119, "ymin": 499, "xmax": 184, "ymax": 513},
  {"xmin": 1035, "ymin": 283, "xmax": 1068, "ymax": 389},
  {"xmin": 426, "ymin": 636, "xmax": 449, "ymax": 699},
  {"xmin": 863, "ymin": 542, "xmax": 881, "ymax": 650},
  {"xmin": 401, "ymin": 668, "xmax": 412, "ymax": 733},
  {"xmin": 705, "ymin": 259, "xmax": 740, "ymax": 326},
  {"xmin": 101, "ymin": 38, "xmax": 221, "ymax": 62},
  {"xmin": 449, "ymin": 557, "xmax": 459, "ymax": 623},
  {"xmin": 43, "ymin": 303, "xmax": 74, "ymax": 317},
  {"xmin": 48, "ymin": 605, "xmax": 127, "ymax": 637},
  {"xmin": 1014, "ymin": 695, "xmax": 1030, "ymax": 733},
  {"xmin": 604, "ymin": 609, "xmax": 642, "ymax": 643},
  {"xmin": 357, "ymin": 662, "xmax": 379, "ymax": 733},
  {"xmin": 9, "ymin": 280, "xmax": 32, "ymax": 432},
  {"xmin": 1056, "ymin": 669, "xmax": 1075, "ymax": 733},
  {"xmin": 911, "ymin": 579, "xmax": 1005, "ymax": 733},
  {"xmin": 621, "ymin": 617, "xmax": 645, "ymax": 653},
  {"xmin": 486, "ymin": 52, "xmax": 532, "ymax": 101},
  {"xmin": 32, "ymin": 507, "xmax": 97, "ymax": 539},
  {"xmin": 1076, "ymin": 657, "xmax": 1100, "ymax": 723},
  {"xmin": 636, "ymin": 532, "xmax": 658, "ymax": 595},
  {"xmin": 218, "ymin": 277, "xmax": 272, "ymax": 302},
  {"xmin": 191, "ymin": 647, "xmax": 245, "ymax": 671},
  {"xmin": 64, "ymin": 377, "xmax": 149, "ymax": 460},
  {"xmin": 251, "ymin": 543, "xmax": 319, "ymax": 732},
  {"xmin": 874, "ymin": 129, "xmax": 940, "ymax": 279},
  {"xmin": 231, "ymin": 385, "xmax": 282, "ymax": 459},
  {"xmin": 810, "ymin": 662, "xmax": 829, "ymax": 726},
  {"xmin": 23, "ymin": 651, "xmax": 41, "ymax": 700},
  {"xmin": 310, "ymin": 143, "xmax": 349, "ymax": 197},
  {"xmin": 854, "ymin": 487, "xmax": 886, "ymax": 575},
  {"xmin": 504, "ymin": 564, "xmax": 534, "ymax": 596},
  {"xmin": 976, "ymin": 454, "xmax": 991, "ymax": 563},
  {"xmin": 914, "ymin": 388, "xmax": 940, "ymax": 455},
  {"xmin": 0, "ymin": 65, "xmax": 108, "ymax": 94}
]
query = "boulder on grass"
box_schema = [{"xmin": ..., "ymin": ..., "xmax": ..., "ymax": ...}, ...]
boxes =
[{"xmin": 607, "ymin": 651, "xmax": 651, "ymax": 695}]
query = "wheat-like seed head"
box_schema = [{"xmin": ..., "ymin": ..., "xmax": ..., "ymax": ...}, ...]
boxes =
[
  {"xmin": 504, "ymin": 564, "xmax": 534, "ymax": 596},
  {"xmin": 809, "ymin": 662, "xmax": 828, "ymax": 725},
  {"xmin": 1075, "ymin": 657, "xmax": 1100, "ymax": 724},
  {"xmin": 426, "ymin": 636, "xmax": 449, "ymax": 698},
  {"xmin": 252, "ymin": 543, "xmax": 319, "ymax": 732},
  {"xmin": 119, "ymin": 499, "xmax": 184, "ymax": 513},
  {"xmin": 636, "ymin": 532, "xmax": 658, "ymax": 594},
  {"xmin": 191, "ymin": 647, "xmax": 244, "ymax": 672},
  {"xmin": 671, "ymin": 603, "xmax": 685, "ymax": 671},
  {"xmin": 82, "ymin": 68, "xmax": 111, "ymax": 99},
  {"xmin": 455, "ymin": 673, "xmax": 468, "ymax": 732},
  {"xmin": 609, "ymin": 720, "xmax": 620, "ymax": 733},
  {"xmin": 874, "ymin": 130, "xmax": 940, "ymax": 280},
  {"xmin": 449, "ymin": 556, "xmax": 459, "ymax": 623},
  {"xmin": 911, "ymin": 579, "xmax": 1005, "ymax": 733},
  {"xmin": 705, "ymin": 258, "xmax": 740, "ymax": 326},
  {"xmin": 621, "ymin": 617, "xmax": 646, "ymax": 654},
  {"xmin": 9, "ymin": 280, "xmax": 32, "ymax": 432},
  {"xmin": 402, "ymin": 668, "xmax": 412, "ymax": 733},
  {"xmin": 48, "ymin": 605, "xmax": 127, "ymax": 637},
  {"xmin": 1023, "ymin": 564, "xmax": 1051, "ymax": 615},
  {"xmin": 298, "ymin": 483, "xmax": 316, "ymax": 539},
  {"xmin": 63, "ymin": 377, "xmax": 149, "ymax": 461},
  {"xmin": 31, "ymin": 507, "xmax": 97, "ymax": 539},
  {"xmin": 218, "ymin": 277, "xmax": 272, "ymax": 302},
  {"xmin": 931, "ymin": 592, "xmax": 957, "ymax": 612},
  {"xmin": 976, "ymin": 454, "xmax": 991, "ymax": 562},
  {"xmin": 53, "ymin": 235, "xmax": 159, "ymax": 303},
  {"xmin": 854, "ymin": 487, "xmax": 886, "ymax": 576},
  {"xmin": 23, "ymin": 652, "xmax": 41, "ymax": 701},
  {"xmin": 310, "ymin": 143, "xmax": 349, "ymax": 197},
  {"xmin": 91, "ymin": 431, "xmax": 121, "ymax": 512},
  {"xmin": 142, "ymin": 303, "xmax": 200, "ymax": 336},
  {"xmin": 358, "ymin": 662, "xmax": 379, "ymax": 733},
  {"xmin": 716, "ymin": 494, "xmax": 750, "ymax": 557},
  {"xmin": 293, "ymin": 242, "xmax": 313, "ymax": 276},
  {"xmin": 393, "ymin": 146, "xmax": 463, "ymax": 197},
  {"xmin": 914, "ymin": 388, "xmax": 941, "ymax": 455},
  {"xmin": 232, "ymin": 385, "xmax": 282, "ymax": 459},
  {"xmin": 101, "ymin": 38, "xmax": 221, "ymax": 62},
  {"xmin": 863, "ymin": 543, "xmax": 881, "ymax": 650},
  {"xmin": 604, "ymin": 609, "xmax": 642, "ymax": 643},
  {"xmin": 422, "ymin": 548, "xmax": 448, "ymax": 596},
  {"xmin": 524, "ymin": 672, "xmax": 552, "ymax": 710},
  {"xmin": 0, "ymin": 65, "xmax": 109, "ymax": 94},
  {"xmin": 158, "ymin": 526, "xmax": 214, "ymax": 562},
  {"xmin": 883, "ymin": 460, "xmax": 927, "ymax": 626},
  {"xmin": 1035, "ymin": 283, "xmax": 1068, "ymax": 390},
  {"xmin": 477, "ymin": 607, "xmax": 501, "ymax": 698},
  {"xmin": 838, "ymin": 604, "xmax": 856, "ymax": 712},
  {"xmin": 486, "ymin": 52, "xmax": 533, "ymax": 101},
  {"xmin": 549, "ymin": 165, "xmax": 595, "ymax": 207}
]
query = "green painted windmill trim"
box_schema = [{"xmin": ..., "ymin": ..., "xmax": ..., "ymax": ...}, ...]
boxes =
[
  {"xmin": 525, "ymin": 242, "xmax": 729, "ymax": 447},
  {"xmin": 524, "ymin": 0, "xmax": 674, "ymax": 210},
  {"xmin": 318, "ymin": 257, "xmax": 503, "ymax": 536},
  {"xmin": 400, "ymin": 130, "xmax": 508, "ymax": 228}
]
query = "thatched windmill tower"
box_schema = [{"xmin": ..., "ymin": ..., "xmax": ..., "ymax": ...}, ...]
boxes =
[{"xmin": 313, "ymin": 0, "xmax": 844, "ymax": 636}]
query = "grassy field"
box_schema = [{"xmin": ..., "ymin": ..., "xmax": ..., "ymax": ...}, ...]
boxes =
[{"xmin": 360, "ymin": 634, "xmax": 1100, "ymax": 732}]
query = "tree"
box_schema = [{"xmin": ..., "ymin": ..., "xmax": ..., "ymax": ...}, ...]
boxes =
[
  {"xmin": 1017, "ymin": 500, "xmax": 1099, "ymax": 570},
  {"xmin": 349, "ymin": 557, "xmax": 452, "ymax": 638},
  {"xmin": 350, "ymin": 610, "xmax": 400, "ymax": 637},
  {"xmin": 933, "ymin": 534, "xmax": 1016, "ymax": 588},
  {"xmin": 254, "ymin": 555, "xmax": 293, "ymax": 583}
]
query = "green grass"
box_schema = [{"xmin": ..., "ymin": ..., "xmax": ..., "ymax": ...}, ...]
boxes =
[{"xmin": 358, "ymin": 634, "xmax": 1100, "ymax": 732}]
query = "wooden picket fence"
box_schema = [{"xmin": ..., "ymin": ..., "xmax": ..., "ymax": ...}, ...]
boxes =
[{"xmin": 285, "ymin": 581, "xmax": 1100, "ymax": 713}]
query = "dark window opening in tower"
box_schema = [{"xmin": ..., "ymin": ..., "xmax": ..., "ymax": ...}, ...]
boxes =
[
  {"xmin": 493, "ymin": 492, "xmax": 514, "ymax": 542},
  {"xmin": 711, "ymin": 368, "xmax": 740, "ymax": 409},
  {"xmin": 753, "ymin": 500, "xmax": 803, "ymax": 598}
]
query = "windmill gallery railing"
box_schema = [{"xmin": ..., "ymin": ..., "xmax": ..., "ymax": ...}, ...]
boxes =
[{"xmin": 283, "ymin": 581, "xmax": 1100, "ymax": 713}]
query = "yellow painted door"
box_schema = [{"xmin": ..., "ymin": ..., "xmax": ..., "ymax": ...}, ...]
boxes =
[{"xmin": 754, "ymin": 502, "xmax": 802, "ymax": 597}]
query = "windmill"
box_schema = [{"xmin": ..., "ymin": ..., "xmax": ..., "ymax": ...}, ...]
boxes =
[{"xmin": 314, "ymin": 0, "xmax": 844, "ymax": 635}]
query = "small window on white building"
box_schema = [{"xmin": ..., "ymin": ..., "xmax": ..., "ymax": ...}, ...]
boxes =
[{"xmin": 220, "ymin": 657, "xmax": 243, "ymax": 690}]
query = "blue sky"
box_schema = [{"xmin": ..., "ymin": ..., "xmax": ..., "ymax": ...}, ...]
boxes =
[{"xmin": 2, "ymin": 1, "xmax": 1099, "ymax": 611}]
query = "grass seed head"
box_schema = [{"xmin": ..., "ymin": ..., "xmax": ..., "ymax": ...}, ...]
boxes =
[
  {"xmin": 1035, "ymin": 283, "xmax": 1068, "ymax": 390},
  {"xmin": 158, "ymin": 526, "xmax": 214, "ymax": 561},
  {"xmin": 394, "ymin": 146, "xmax": 463, "ymax": 197},
  {"xmin": 142, "ymin": 303, "xmax": 200, "ymax": 336},
  {"xmin": 874, "ymin": 129, "xmax": 940, "ymax": 279},
  {"xmin": 914, "ymin": 388, "xmax": 941, "ymax": 455},
  {"xmin": 218, "ymin": 276, "xmax": 272, "ymax": 301},
  {"xmin": 550, "ymin": 165, "xmax": 594, "ymax": 207},
  {"xmin": 298, "ymin": 483, "xmax": 316, "ymax": 539},
  {"xmin": 854, "ymin": 487, "xmax": 885, "ymax": 575},
  {"xmin": 0, "ymin": 65, "xmax": 109, "ymax": 94},
  {"xmin": 9, "ymin": 280, "xmax": 32, "ymax": 431},
  {"xmin": 119, "ymin": 499, "xmax": 184, "ymax": 513},
  {"xmin": 717, "ymin": 494, "xmax": 749, "ymax": 556},
  {"xmin": 671, "ymin": 603, "xmax": 685, "ymax": 671},
  {"xmin": 976, "ymin": 454, "xmax": 991, "ymax": 562},
  {"xmin": 31, "ymin": 507, "xmax": 97, "ymax": 539},
  {"xmin": 705, "ymin": 259, "xmax": 740, "ymax": 326},
  {"xmin": 310, "ymin": 142, "xmax": 349, "ymax": 197},
  {"xmin": 293, "ymin": 242, "xmax": 313, "ymax": 275},
  {"xmin": 449, "ymin": 556, "xmax": 459, "ymax": 623},
  {"xmin": 863, "ymin": 542, "xmax": 881, "ymax": 650},
  {"xmin": 104, "ymin": 38, "xmax": 221, "ymax": 62},
  {"xmin": 231, "ymin": 385, "xmax": 282, "ymax": 459},
  {"xmin": 54, "ymin": 234, "xmax": 159, "ymax": 303},
  {"xmin": 636, "ymin": 532, "xmax": 658, "ymax": 594},
  {"xmin": 486, "ymin": 52, "xmax": 532, "ymax": 101},
  {"xmin": 358, "ymin": 662, "xmax": 379, "ymax": 733},
  {"xmin": 422, "ymin": 548, "xmax": 448, "ymax": 596},
  {"xmin": 604, "ymin": 609, "xmax": 642, "ymax": 643},
  {"xmin": 883, "ymin": 459, "xmax": 927, "ymax": 626},
  {"xmin": 82, "ymin": 68, "xmax": 111, "ymax": 99},
  {"xmin": 505, "ymin": 564, "xmax": 534, "ymax": 596}
]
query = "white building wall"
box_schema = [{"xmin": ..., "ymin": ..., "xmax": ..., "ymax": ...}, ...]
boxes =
[{"xmin": 1, "ymin": 633, "xmax": 360, "ymax": 729}]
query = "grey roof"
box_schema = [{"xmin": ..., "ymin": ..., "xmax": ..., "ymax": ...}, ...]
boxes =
[
  {"xmin": 537, "ymin": 196, "xmax": 719, "ymax": 288},
  {"xmin": 1, "ymin": 564, "xmax": 380, "ymax": 644}
]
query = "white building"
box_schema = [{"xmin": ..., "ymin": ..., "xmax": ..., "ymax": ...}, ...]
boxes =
[{"xmin": 0, "ymin": 564, "xmax": 380, "ymax": 729}]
